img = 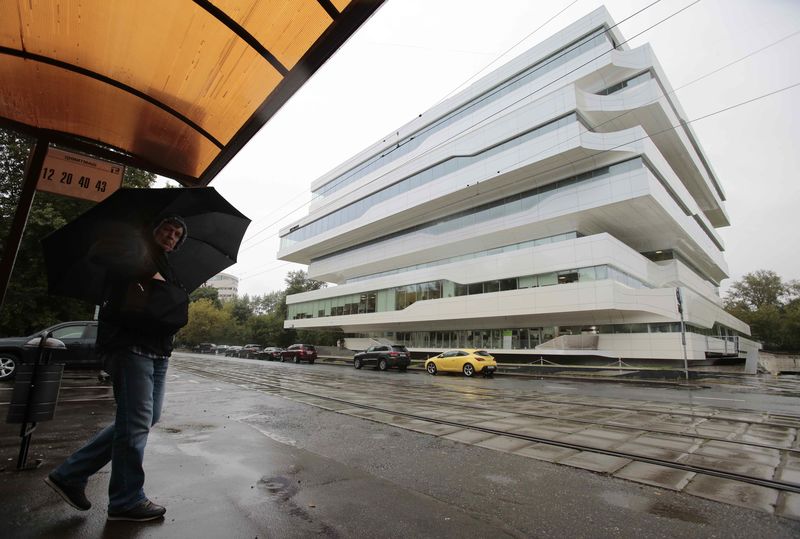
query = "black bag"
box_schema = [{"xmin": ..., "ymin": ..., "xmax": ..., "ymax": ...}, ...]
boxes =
[{"xmin": 114, "ymin": 278, "xmax": 189, "ymax": 333}]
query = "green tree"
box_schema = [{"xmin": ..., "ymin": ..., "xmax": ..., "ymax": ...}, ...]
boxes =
[
  {"xmin": 190, "ymin": 285, "xmax": 221, "ymax": 308},
  {"xmin": 724, "ymin": 270, "xmax": 787, "ymax": 311},
  {"xmin": 0, "ymin": 127, "xmax": 157, "ymax": 335},
  {"xmin": 781, "ymin": 300, "xmax": 800, "ymax": 351},
  {"xmin": 724, "ymin": 270, "xmax": 800, "ymax": 351},
  {"xmin": 229, "ymin": 295, "xmax": 254, "ymax": 324},
  {"xmin": 247, "ymin": 313, "xmax": 285, "ymax": 346},
  {"xmin": 177, "ymin": 299, "xmax": 233, "ymax": 346},
  {"xmin": 251, "ymin": 290, "xmax": 284, "ymax": 315}
]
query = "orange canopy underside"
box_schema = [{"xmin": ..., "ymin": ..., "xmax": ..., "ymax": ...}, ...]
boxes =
[{"xmin": 0, "ymin": 0, "xmax": 382, "ymax": 185}]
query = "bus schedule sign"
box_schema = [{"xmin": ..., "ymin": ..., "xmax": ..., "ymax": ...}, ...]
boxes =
[{"xmin": 37, "ymin": 148, "xmax": 124, "ymax": 202}]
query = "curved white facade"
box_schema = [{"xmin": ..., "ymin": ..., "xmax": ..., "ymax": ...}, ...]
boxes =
[{"xmin": 278, "ymin": 7, "xmax": 752, "ymax": 361}]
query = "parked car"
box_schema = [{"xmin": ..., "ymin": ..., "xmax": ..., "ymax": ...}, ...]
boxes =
[
  {"xmin": 280, "ymin": 344, "xmax": 317, "ymax": 364},
  {"xmin": 0, "ymin": 321, "xmax": 100, "ymax": 381},
  {"xmin": 193, "ymin": 342, "xmax": 216, "ymax": 354},
  {"xmin": 238, "ymin": 344, "xmax": 262, "ymax": 359},
  {"xmin": 353, "ymin": 345, "xmax": 410, "ymax": 372},
  {"xmin": 256, "ymin": 347, "xmax": 283, "ymax": 361},
  {"xmin": 225, "ymin": 345, "xmax": 242, "ymax": 357},
  {"xmin": 215, "ymin": 345, "xmax": 230, "ymax": 355},
  {"xmin": 424, "ymin": 349, "xmax": 497, "ymax": 377}
]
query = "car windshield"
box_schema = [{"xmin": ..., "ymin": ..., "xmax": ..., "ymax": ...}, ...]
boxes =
[{"xmin": 475, "ymin": 350, "xmax": 492, "ymax": 357}]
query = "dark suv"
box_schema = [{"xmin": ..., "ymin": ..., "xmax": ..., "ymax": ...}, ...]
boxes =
[
  {"xmin": 238, "ymin": 344, "xmax": 262, "ymax": 359},
  {"xmin": 280, "ymin": 344, "xmax": 317, "ymax": 364},
  {"xmin": 353, "ymin": 345, "xmax": 410, "ymax": 372},
  {"xmin": 193, "ymin": 342, "xmax": 216, "ymax": 354}
]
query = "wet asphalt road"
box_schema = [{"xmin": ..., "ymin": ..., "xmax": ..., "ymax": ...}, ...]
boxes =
[{"xmin": 0, "ymin": 355, "xmax": 798, "ymax": 538}]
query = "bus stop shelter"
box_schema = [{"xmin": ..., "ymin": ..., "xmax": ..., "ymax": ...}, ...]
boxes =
[{"xmin": 0, "ymin": 0, "xmax": 384, "ymax": 306}]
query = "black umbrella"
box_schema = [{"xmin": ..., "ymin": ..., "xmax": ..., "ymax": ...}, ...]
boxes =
[{"xmin": 42, "ymin": 187, "xmax": 250, "ymax": 303}]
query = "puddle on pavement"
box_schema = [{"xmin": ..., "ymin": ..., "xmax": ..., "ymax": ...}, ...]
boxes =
[
  {"xmin": 259, "ymin": 475, "xmax": 297, "ymax": 500},
  {"xmin": 159, "ymin": 423, "xmax": 216, "ymax": 434},
  {"xmin": 602, "ymin": 490, "xmax": 708, "ymax": 524},
  {"xmin": 258, "ymin": 475, "xmax": 338, "ymax": 536}
]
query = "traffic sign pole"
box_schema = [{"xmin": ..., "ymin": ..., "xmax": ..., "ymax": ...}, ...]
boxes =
[{"xmin": 676, "ymin": 287, "xmax": 688, "ymax": 380}]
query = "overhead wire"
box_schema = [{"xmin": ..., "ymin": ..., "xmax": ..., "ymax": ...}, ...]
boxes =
[{"xmin": 430, "ymin": 0, "xmax": 583, "ymax": 107}]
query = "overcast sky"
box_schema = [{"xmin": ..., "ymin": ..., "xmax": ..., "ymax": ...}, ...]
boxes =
[{"xmin": 181, "ymin": 0, "xmax": 800, "ymax": 298}]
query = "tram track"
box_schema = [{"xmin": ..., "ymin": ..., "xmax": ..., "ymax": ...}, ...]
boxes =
[
  {"xmin": 180, "ymin": 355, "xmax": 800, "ymax": 433},
  {"xmin": 174, "ymin": 357, "xmax": 800, "ymax": 496},
  {"xmin": 199, "ymin": 355, "xmax": 800, "ymax": 427}
]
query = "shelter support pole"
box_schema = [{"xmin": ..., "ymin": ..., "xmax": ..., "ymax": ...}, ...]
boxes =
[{"xmin": 0, "ymin": 138, "xmax": 49, "ymax": 310}]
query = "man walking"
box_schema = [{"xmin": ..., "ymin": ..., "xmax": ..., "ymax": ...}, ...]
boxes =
[{"xmin": 45, "ymin": 216, "xmax": 189, "ymax": 522}]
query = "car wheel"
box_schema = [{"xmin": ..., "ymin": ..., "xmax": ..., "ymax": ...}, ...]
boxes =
[
  {"xmin": 0, "ymin": 353, "xmax": 17, "ymax": 381},
  {"xmin": 463, "ymin": 363, "xmax": 475, "ymax": 377},
  {"xmin": 354, "ymin": 358, "xmax": 363, "ymax": 369},
  {"xmin": 377, "ymin": 358, "xmax": 388, "ymax": 371},
  {"xmin": 280, "ymin": 356, "xmax": 285, "ymax": 362},
  {"xmin": 309, "ymin": 360, "xmax": 315, "ymax": 365},
  {"xmin": 426, "ymin": 362, "xmax": 437, "ymax": 375},
  {"xmin": 294, "ymin": 356, "xmax": 300, "ymax": 364},
  {"xmin": 398, "ymin": 366, "xmax": 407, "ymax": 372}
]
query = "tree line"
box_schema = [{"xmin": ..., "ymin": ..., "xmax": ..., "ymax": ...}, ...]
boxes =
[{"xmin": 177, "ymin": 269, "xmax": 342, "ymax": 348}]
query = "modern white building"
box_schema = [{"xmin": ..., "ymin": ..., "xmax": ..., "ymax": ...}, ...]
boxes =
[
  {"xmin": 205, "ymin": 272, "xmax": 239, "ymax": 302},
  {"xmin": 278, "ymin": 7, "xmax": 755, "ymax": 362}
]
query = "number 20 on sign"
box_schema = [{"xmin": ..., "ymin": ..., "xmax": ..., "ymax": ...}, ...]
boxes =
[{"xmin": 36, "ymin": 148, "xmax": 124, "ymax": 203}]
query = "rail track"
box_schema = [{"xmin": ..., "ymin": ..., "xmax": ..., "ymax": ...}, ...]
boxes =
[{"xmin": 173, "ymin": 355, "xmax": 800, "ymax": 496}]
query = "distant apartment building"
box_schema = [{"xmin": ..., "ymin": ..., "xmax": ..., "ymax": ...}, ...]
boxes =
[
  {"xmin": 206, "ymin": 272, "xmax": 238, "ymax": 302},
  {"xmin": 277, "ymin": 7, "xmax": 755, "ymax": 361}
]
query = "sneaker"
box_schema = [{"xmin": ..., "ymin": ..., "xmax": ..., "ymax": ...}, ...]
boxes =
[
  {"xmin": 44, "ymin": 473, "xmax": 91, "ymax": 511},
  {"xmin": 107, "ymin": 499, "xmax": 166, "ymax": 522}
]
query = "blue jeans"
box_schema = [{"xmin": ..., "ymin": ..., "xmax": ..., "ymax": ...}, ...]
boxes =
[{"xmin": 51, "ymin": 349, "xmax": 168, "ymax": 512}]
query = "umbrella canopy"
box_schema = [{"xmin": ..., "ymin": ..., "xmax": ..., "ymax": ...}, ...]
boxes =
[
  {"xmin": 0, "ymin": 0, "xmax": 384, "ymax": 186},
  {"xmin": 42, "ymin": 187, "xmax": 250, "ymax": 303}
]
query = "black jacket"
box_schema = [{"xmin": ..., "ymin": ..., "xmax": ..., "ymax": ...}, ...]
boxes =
[{"xmin": 93, "ymin": 228, "xmax": 189, "ymax": 356}]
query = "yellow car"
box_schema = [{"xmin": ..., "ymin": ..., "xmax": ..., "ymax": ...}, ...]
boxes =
[{"xmin": 424, "ymin": 349, "xmax": 497, "ymax": 377}]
